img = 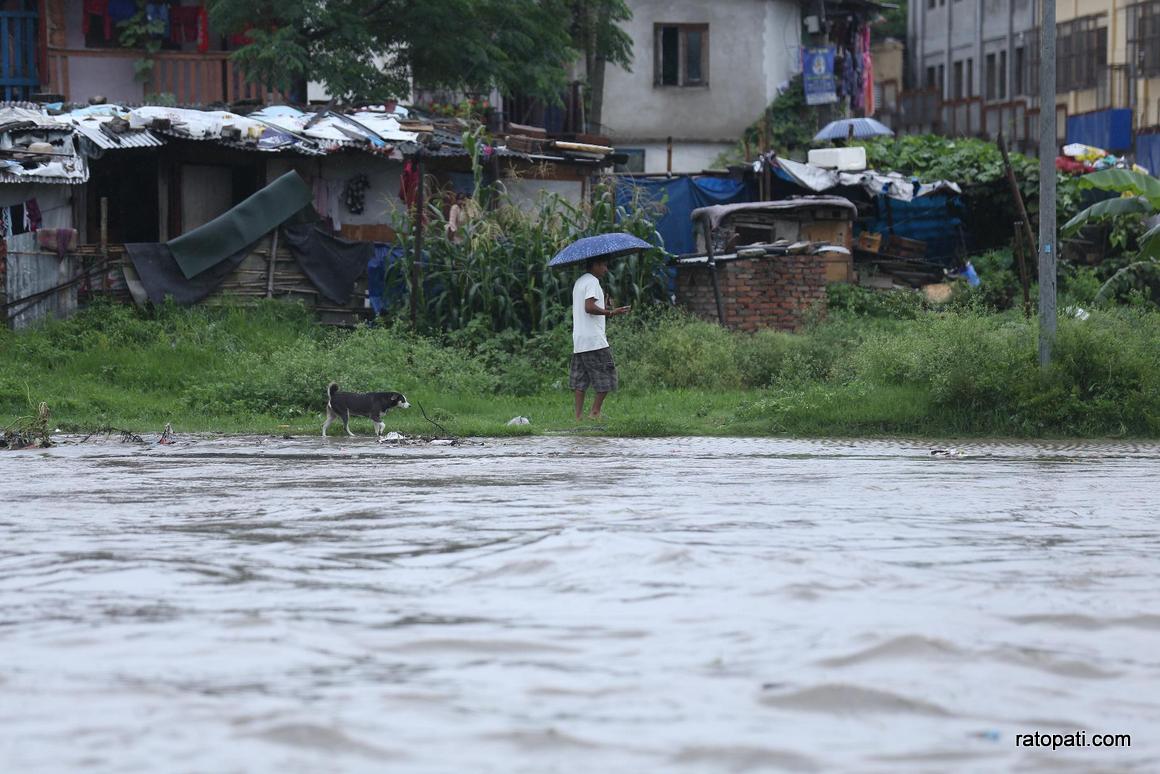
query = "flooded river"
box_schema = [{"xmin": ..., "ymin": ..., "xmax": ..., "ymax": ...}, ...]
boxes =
[{"xmin": 2, "ymin": 435, "xmax": 1158, "ymax": 772}]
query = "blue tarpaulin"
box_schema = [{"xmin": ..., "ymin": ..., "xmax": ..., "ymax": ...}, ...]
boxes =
[
  {"xmin": 1066, "ymin": 109, "xmax": 1133, "ymax": 153},
  {"xmin": 859, "ymin": 194, "xmax": 964, "ymax": 265},
  {"xmin": 1137, "ymin": 133, "xmax": 1160, "ymax": 177},
  {"xmin": 615, "ymin": 176, "xmax": 752, "ymax": 255}
]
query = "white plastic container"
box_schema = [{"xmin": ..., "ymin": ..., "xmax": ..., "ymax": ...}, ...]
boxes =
[{"xmin": 808, "ymin": 146, "xmax": 867, "ymax": 171}]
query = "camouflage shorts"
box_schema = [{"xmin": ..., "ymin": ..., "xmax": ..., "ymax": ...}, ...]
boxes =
[{"xmin": 569, "ymin": 347, "xmax": 618, "ymax": 392}]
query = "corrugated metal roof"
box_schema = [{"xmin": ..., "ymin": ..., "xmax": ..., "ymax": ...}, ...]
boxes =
[
  {"xmin": 0, "ymin": 171, "xmax": 88, "ymax": 184},
  {"xmin": 72, "ymin": 122, "xmax": 164, "ymax": 150}
]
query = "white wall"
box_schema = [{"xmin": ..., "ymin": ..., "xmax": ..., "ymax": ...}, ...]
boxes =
[
  {"xmin": 601, "ymin": 0, "xmax": 800, "ymax": 160},
  {"xmin": 499, "ymin": 178, "xmax": 585, "ymax": 210},
  {"xmin": 621, "ymin": 141, "xmax": 735, "ymax": 174},
  {"xmin": 61, "ymin": 0, "xmax": 142, "ymax": 104}
]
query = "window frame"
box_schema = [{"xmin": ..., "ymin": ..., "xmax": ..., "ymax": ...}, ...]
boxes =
[
  {"xmin": 1055, "ymin": 15, "xmax": 1107, "ymax": 92},
  {"xmin": 999, "ymin": 49, "xmax": 1008, "ymax": 99},
  {"xmin": 1130, "ymin": 1, "xmax": 1160, "ymax": 78},
  {"xmin": 985, "ymin": 53, "xmax": 997, "ymax": 101},
  {"xmin": 654, "ymin": 23, "xmax": 710, "ymax": 88}
]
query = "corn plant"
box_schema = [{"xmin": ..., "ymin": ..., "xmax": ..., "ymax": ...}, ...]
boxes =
[{"xmin": 385, "ymin": 178, "xmax": 670, "ymax": 334}]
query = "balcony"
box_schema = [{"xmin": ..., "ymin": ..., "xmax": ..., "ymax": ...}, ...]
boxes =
[{"xmin": 45, "ymin": 48, "xmax": 278, "ymax": 105}]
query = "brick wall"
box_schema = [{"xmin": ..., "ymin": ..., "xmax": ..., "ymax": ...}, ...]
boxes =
[{"xmin": 675, "ymin": 253, "xmax": 828, "ymax": 332}]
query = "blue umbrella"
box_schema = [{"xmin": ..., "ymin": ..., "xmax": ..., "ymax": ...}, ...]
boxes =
[
  {"xmin": 547, "ymin": 232, "xmax": 653, "ymax": 268},
  {"xmin": 813, "ymin": 117, "xmax": 894, "ymax": 142}
]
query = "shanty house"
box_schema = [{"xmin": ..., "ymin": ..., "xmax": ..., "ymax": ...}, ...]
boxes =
[{"xmin": 676, "ymin": 197, "xmax": 857, "ymax": 331}]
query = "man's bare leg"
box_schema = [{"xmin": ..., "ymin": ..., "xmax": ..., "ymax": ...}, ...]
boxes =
[
  {"xmin": 589, "ymin": 391, "xmax": 609, "ymax": 419},
  {"xmin": 574, "ymin": 389, "xmax": 587, "ymax": 421}
]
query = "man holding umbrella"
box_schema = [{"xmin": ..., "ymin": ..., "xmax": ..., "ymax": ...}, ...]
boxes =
[
  {"xmin": 549, "ymin": 233, "xmax": 650, "ymax": 421},
  {"xmin": 571, "ymin": 256, "xmax": 631, "ymax": 421}
]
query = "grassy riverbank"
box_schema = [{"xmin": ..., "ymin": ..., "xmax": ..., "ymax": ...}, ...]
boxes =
[{"xmin": 3, "ymin": 299, "xmax": 1159, "ymax": 439}]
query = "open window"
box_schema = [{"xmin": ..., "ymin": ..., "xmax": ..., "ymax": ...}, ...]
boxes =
[{"xmin": 654, "ymin": 23, "xmax": 709, "ymax": 87}]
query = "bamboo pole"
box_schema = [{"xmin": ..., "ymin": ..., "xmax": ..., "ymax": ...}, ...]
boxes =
[
  {"xmin": 410, "ymin": 153, "xmax": 425, "ymax": 329},
  {"xmin": 998, "ymin": 132, "xmax": 1034, "ymax": 317},
  {"xmin": 266, "ymin": 229, "xmax": 279, "ymax": 299},
  {"xmin": 700, "ymin": 217, "xmax": 726, "ymax": 327},
  {"xmin": 100, "ymin": 197, "xmax": 109, "ymax": 291}
]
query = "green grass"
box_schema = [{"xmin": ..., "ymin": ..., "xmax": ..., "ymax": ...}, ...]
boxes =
[{"xmin": 3, "ymin": 299, "xmax": 1160, "ymax": 439}]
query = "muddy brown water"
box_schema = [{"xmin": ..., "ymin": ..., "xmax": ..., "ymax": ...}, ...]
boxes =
[{"xmin": 2, "ymin": 435, "xmax": 1159, "ymax": 772}]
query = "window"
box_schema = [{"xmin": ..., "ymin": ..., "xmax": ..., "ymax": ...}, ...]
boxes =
[
  {"xmin": 1014, "ymin": 46, "xmax": 1025, "ymax": 95},
  {"xmin": 966, "ymin": 57, "xmax": 974, "ymax": 97},
  {"xmin": 999, "ymin": 50, "xmax": 1008, "ymax": 99},
  {"xmin": 938, "ymin": 64, "xmax": 945, "ymax": 97},
  {"xmin": 654, "ymin": 24, "xmax": 710, "ymax": 87},
  {"xmin": 614, "ymin": 148, "xmax": 646, "ymax": 174},
  {"xmin": 953, "ymin": 60, "xmax": 963, "ymax": 99},
  {"xmin": 985, "ymin": 53, "xmax": 997, "ymax": 100},
  {"xmin": 1130, "ymin": 1, "xmax": 1160, "ymax": 78},
  {"xmin": 1056, "ymin": 15, "xmax": 1107, "ymax": 91},
  {"xmin": 926, "ymin": 66, "xmax": 937, "ymax": 89}
]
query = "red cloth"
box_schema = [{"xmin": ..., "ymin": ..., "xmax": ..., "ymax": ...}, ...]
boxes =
[
  {"xmin": 170, "ymin": 6, "xmax": 200, "ymax": 44},
  {"xmin": 197, "ymin": 5, "xmax": 209, "ymax": 53},
  {"xmin": 1055, "ymin": 156, "xmax": 1095, "ymax": 175},
  {"xmin": 399, "ymin": 160, "xmax": 420, "ymax": 209},
  {"xmin": 83, "ymin": 0, "xmax": 112, "ymax": 39}
]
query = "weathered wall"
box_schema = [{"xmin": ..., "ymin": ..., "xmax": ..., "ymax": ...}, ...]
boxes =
[
  {"xmin": 676, "ymin": 253, "xmax": 827, "ymax": 332},
  {"xmin": 267, "ymin": 154, "xmax": 405, "ymax": 230},
  {"xmin": 500, "ymin": 178, "xmax": 584, "ymax": 209},
  {"xmin": 60, "ymin": 0, "xmax": 141, "ymax": 104},
  {"xmin": 626, "ymin": 140, "xmax": 735, "ymax": 174},
  {"xmin": 601, "ymin": 0, "xmax": 800, "ymax": 171}
]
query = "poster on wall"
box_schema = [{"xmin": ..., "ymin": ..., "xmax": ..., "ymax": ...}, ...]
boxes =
[{"xmin": 801, "ymin": 46, "xmax": 838, "ymax": 105}]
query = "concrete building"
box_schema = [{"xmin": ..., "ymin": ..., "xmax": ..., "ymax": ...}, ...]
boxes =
[
  {"xmin": 599, "ymin": 0, "xmax": 803, "ymax": 174},
  {"xmin": 38, "ymin": 0, "xmax": 274, "ymax": 105},
  {"xmin": 906, "ymin": 0, "xmax": 1160, "ymax": 154}
]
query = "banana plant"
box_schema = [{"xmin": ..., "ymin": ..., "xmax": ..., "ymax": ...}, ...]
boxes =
[{"xmin": 1061, "ymin": 169, "xmax": 1160, "ymax": 260}]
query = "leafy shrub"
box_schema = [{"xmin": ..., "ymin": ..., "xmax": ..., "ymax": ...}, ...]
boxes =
[{"xmin": 827, "ymin": 283, "xmax": 925, "ymax": 319}]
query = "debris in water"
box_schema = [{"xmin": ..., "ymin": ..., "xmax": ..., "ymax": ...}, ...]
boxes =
[
  {"xmin": 158, "ymin": 423, "xmax": 176, "ymax": 445},
  {"xmin": 930, "ymin": 448, "xmax": 965, "ymax": 458},
  {"xmin": 2, "ymin": 402, "xmax": 52, "ymax": 449}
]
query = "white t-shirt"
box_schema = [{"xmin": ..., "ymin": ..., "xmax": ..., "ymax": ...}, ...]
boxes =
[{"xmin": 572, "ymin": 272, "xmax": 609, "ymax": 353}]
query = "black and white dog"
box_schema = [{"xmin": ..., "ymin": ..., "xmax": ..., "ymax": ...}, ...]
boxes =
[{"xmin": 323, "ymin": 381, "xmax": 410, "ymax": 438}]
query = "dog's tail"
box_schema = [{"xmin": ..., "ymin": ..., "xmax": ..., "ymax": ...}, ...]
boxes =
[{"xmin": 326, "ymin": 381, "xmax": 339, "ymax": 407}]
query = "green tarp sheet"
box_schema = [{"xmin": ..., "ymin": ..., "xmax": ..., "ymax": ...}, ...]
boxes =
[{"xmin": 168, "ymin": 171, "xmax": 312, "ymax": 279}]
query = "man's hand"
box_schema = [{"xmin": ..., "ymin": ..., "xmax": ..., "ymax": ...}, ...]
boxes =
[{"xmin": 610, "ymin": 306, "xmax": 632, "ymax": 316}]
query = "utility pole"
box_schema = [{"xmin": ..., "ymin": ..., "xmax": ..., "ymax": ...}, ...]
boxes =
[{"xmin": 1037, "ymin": 0, "xmax": 1057, "ymax": 367}]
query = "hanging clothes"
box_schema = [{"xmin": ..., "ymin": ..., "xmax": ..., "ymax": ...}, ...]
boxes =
[
  {"xmin": 37, "ymin": 229, "xmax": 78, "ymax": 260},
  {"xmin": 861, "ymin": 26, "xmax": 874, "ymax": 116},
  {"xmin": 108, "ymin": 0, "xmax": 137, "ymax": 27},
  {"xmin": 841, "ymin": 49, "xmax": 857, "ymax": 103},
  {"xmin": 312, "ymin": 177, "xmax": 330, "ymax": 222},
  {"xmin": 23, "ymin": 198, "xmax": 42, "ymax": 232},
  {"xmin": 343, "ymin": 174, "xmax": 370, "ymax": 215},
  {"xmin": 146, "ymin": 3, "xmax": 172, "ymax": 40},
  {"xmin": 367, "ymin": 244, "xmax": 389, "ymax": 315},
  {"xmin": 197, "ymin": 5, "xmax": 210, "ymax": 53}
]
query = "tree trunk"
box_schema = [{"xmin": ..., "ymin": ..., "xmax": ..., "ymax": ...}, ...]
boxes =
[{"xmin": 588, "ymin": 55, "xmax": 606, "ymax": 134}]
